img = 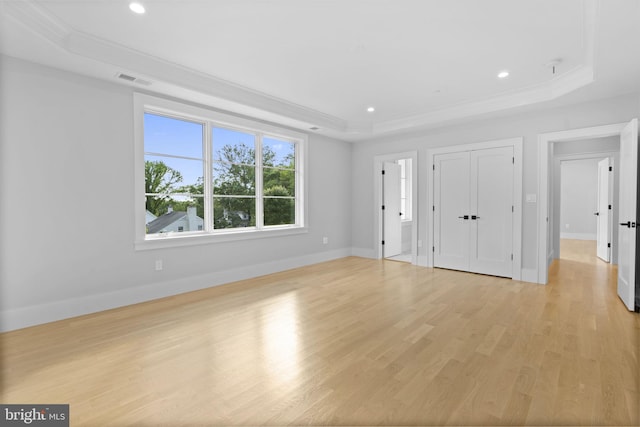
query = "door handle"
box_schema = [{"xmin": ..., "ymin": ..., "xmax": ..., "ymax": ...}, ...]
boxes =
[
  {"xmin": 471, "ymin": 215, "xmax": 480, "ymax": 220},
  {"xmin": 458, "ymin": 215, "xmax": 469, "ymax": 220},
  {"xmin": 620, "ymin": 221, "xmax": 631, "ymax": 228},
  {"xmin": 594, "ymin": 212, "xmax": 599, "ymax": 216}
]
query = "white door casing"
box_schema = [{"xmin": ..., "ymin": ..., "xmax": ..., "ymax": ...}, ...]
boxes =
[
  {"xmin": 596, "ymin": 158, "xmax": 612, "ymax": 262},
  {"xmin": 383, "ymin": 162, "xmax": 402, "ymax": 258},
  {"xmin": 617, "ymin": 118, "xmax": 638, "ymax": 311}
]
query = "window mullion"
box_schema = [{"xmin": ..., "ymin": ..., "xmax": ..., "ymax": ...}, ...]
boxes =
[
  {"xmin": 255, "ymin": 133, "xmax": 264, "ymax": 229},
  {"xmin": 203, "ymin": 121, "xmax": 213, "ymax": 232}
]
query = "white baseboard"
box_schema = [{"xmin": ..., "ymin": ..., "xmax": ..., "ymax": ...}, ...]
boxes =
[
  {"xmin": 0, "ymin": 248, "xmax": 352, "ymax": 332},
  {"xmin": 416, "ymin": 255, "xmax": 429, "ymax": 267},
  {"xmin": 351, "ymin": 247, "xmax": 376, "ymax": 259},
  {"xmin": 520, "ymin": 268, "xmax": 539, "ymax": 284},
  {"xmin": 560, "ymin": 232, "xmax": 596, "ymax": 240}
]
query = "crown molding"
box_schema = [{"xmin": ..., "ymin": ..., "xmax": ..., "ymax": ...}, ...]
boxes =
[
  {"xmin": 2, "ymin": 0, "xmax": 347, "ymax": 133},
  {"xmin": 3, "ymin": 0, "xmax": 598, "ymax": 140},
  {"xmin": 0, "ymin": 0, "xmax": 69, "ymax": 45},
  {"xmin": 373, "ymin": 64, "xmax": 595, "ymax": 136},
  {"xmin": 373, "ymin": 0, "xmax": 598, "ymax": 136}
]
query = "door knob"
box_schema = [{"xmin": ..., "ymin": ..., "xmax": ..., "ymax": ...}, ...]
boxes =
[
  {"xmin": 594, "ymin": 212, "xmax": 599, "ymax": 216},
  {"xmin": 458, "ymin": 215, "xmax": 469, "ymax": 220},
  {"xmin": 471, "ymin": 215, "xmax": 480, "ymax": 220},
  {"xmin": 620, "ymin": 221, "xmax": 631, "ymax": 228}
]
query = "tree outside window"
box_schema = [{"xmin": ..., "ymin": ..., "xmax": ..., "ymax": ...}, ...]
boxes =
[{"xmin": 144, "ymin": 113, "xmax": 298, "ymax": 235}]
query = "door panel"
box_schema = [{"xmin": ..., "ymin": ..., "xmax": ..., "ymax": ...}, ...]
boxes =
[
  {"xmin": 469, "ymin": 147, "xmax": 514, "ymax": 277},
  {"xmin": 596, "ymin": 158, "xmax": 611, "ymax": 262},
  {"xmin": 383, "ymin": 162, "xmax": 402, "ymax": 257},
  {"xmin": 617, "ymin": 119, "xmax": 637, "ymax": 311},
  {"xmin": 434, "ymin": 153, "xmax": 470, "ymax": 270}
]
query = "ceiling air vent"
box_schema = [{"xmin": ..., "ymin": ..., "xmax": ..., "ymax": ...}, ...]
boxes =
[{"xmin": 116, "ymin": 73, "xmax": 152, "ymax": 86}]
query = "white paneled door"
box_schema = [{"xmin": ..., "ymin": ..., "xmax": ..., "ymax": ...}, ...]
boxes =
[
  {"xmin": 383, "ymin": 162, "xmax": 402, "ymax": 258},
  {"xmin": 617, "ymin": 118, "xmax": 637, "ymax": 311},
  {"xmin": 434, "ymin": 147, "xmax": 514, "ymax": 277},
  {"xmin": 596, "ymin": 158, "xmax": 612, "ymax": 262},
  {"xmin": 434, "ymin": 152, "xmax": 470, "ymax": 271}
]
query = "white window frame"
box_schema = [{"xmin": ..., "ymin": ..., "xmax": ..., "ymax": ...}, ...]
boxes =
[{"xmin": 134, "ymin": 93, "xmax": 308, "ymax": 250}]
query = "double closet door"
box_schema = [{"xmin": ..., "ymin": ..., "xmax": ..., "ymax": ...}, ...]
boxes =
[{"xmin": 434, "ymin": 146, "xmax": 514, "ymax": 278}]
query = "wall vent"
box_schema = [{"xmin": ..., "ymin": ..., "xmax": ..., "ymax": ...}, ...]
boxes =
[{"xmin": 116, "ymin": 73, "xmax": 152, "ymax": 86}]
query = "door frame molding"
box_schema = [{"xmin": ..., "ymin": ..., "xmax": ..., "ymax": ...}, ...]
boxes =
[
  {"xmin": 426, "ymin": 137, "xmax": 523, "ymax": 280},
  {"xmin": 373, "ymin": 151, "xmax": 419, "ymax": 263},
  {"xmin": 537, "ymin": 122, "xmax": 627, "ymax": 284}
]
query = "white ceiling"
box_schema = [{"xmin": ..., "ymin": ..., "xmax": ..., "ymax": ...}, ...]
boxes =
[{"xmin": 1, "ymin": 0, "xmax": 639, "ymax": 141}]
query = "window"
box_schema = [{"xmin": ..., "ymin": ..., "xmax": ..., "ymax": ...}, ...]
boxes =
[
  {"xmin": 135, "ymin": 94, "xmax": 307, "ymax": 248},
  {"xmin": 398, "ymin": 158, "xmax": 412, "ymax": 221}
]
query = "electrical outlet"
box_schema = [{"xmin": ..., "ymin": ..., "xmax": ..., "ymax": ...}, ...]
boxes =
[
  {"xmin": 322, "ymin": 237, "xmax": 328, "ymax": 244},
  {"xmin": 155, "ymin": 259, "xmax": 163, "ymax": 271}
]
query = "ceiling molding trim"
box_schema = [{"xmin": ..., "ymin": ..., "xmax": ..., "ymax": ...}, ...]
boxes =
[
  {"xmin": 372, "ymin": 65, "xmax": 594, "ymax": 135},
  {"xmin": 1, "ymin": 0, "xmax": 69, "ymax": 46},
  {"xmin": 3, "ymin": 0, "xmax": 600, "ymax": 139},
  {"xmin": 66, "ymin": 30, "xmax": 348, "ymax": 132},
  {"xmin": 372, "ymin": 0, "xmax": 598, "ymax": 137},
  {"xmin": 4, "ymin": 0, "xmax": 347, "ymax": 133}
]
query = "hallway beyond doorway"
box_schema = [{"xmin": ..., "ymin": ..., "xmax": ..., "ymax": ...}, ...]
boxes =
[{"xmin": 559, "ymin": 238, "xmax": 608, "ymax": 264}]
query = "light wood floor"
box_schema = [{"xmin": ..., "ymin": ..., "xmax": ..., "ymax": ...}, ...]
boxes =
[{"xmin": 1, "ymin": 242, "xmax": 638, "ymax": 425}]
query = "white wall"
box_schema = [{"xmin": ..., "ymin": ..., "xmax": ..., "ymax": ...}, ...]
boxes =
[
  {"xmin": 0, "ymin": 55, "xmax": 353, "ymax": 331},
  {"xmin": 351, "ymin": 94, "xmax": 639, "ymax": 273},
  {"xmin": 401, "ymin": 221, "xmax": 412, "ymax": 253},
  {"xmin": 559, "ymin": 158, "xmax": 600, "ymax": 239}
]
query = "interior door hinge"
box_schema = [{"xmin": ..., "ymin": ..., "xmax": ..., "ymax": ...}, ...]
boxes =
[
  {"xmin": 511, "ymin": 253, "xmax": 513, "ymax": 260},
  {"xmin": 382, "ymin": 170, "xmax": 385, "ymax": 175},
  {"xmin": 382, "ymin": 240, "xmax": 385, "ymax": 245},
  {"xmin": 382, "ymin": 205, "xmax": 385, "ymax": 210},
  {"xmin": 608, "ymin": 243, "xmax": 611, "ymax": 248},
  {"xmin": 512, "ymin": 157, "xmax": 514, "ymax": 164},
  {"xmin": 609, "ymin": 166, "xmax": 612, "ymax": 171},
  {"xmin": 608, "ymin": 204, "xmax": 612, "ymax": 210},
  {"xmin": 512, "ymin": 205, "xmax": 514, "ymax": 212},
  {"xmin": 432, "ymin": 246, "xmax": 435, "ymax": 252},
  {"xmin": 433, "ymin": 205, "xmax": 435, "ymax": 211}
]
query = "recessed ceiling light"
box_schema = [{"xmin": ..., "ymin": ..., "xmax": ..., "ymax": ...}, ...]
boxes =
[
  {"xmin": 367, "ymin": 107, "xmax": 375, "ymax": 113},
  {"xmin": 129, "ymin": 2, "xmax": 145, "ymax": 14},
  {"xmin": 497, "ymin": 70, "xmax": 510, "ymax": 79}
]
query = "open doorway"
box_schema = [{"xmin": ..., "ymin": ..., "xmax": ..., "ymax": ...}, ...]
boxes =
[
  {"xmin": 539, "ymin": 119, "xmax": 638, "ymax": 311},
  {"xmin": 383, "ymin": 158, "xmax": 412, "ymax": 262},
  {"xmin": 374, "ymin": 151, "xmax": 418, "ymax": 264},
  {"xmin": 551, "ymin": 137, "xmax": 620, "ymax": 265}
]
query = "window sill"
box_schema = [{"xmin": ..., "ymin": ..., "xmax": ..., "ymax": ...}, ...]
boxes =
[{"xmin": 135, "ymin": 226, "xmax": 308, "ymax": 251}]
